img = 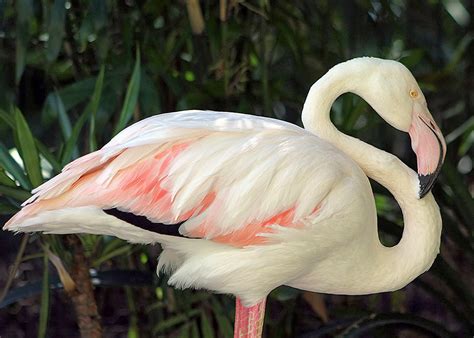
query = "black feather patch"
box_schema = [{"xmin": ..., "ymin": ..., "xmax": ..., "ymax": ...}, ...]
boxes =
[{"xmin": 103, "ymin": 208, "xmax": 185, "ymax": 237}]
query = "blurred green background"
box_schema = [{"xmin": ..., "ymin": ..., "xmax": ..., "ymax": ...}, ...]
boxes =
[{"xmin": 0, "ymin": 0, "xmax": 472, "ymax": 337}]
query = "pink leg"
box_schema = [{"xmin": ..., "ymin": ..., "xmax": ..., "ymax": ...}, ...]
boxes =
[{"xmin": 234, "ymin": 297, "xmax": 266, "ymax": 338}]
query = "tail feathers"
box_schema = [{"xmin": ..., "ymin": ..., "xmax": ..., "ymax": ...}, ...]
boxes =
[{"xmin": 3, "ymin": 206, "xmax": 170, "ymax": 244}]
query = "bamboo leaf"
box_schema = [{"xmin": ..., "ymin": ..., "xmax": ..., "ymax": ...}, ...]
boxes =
[
  {"xmin": 0, "ymin": 142, "xmax": 30, "ymax": 190},
  {"xmin": 14, "ymin": 108, "xmax": 43, "ymax": 187},
  {"xmin": 113, "ymin": 48, "xmax": 141, "ymax": 135}
]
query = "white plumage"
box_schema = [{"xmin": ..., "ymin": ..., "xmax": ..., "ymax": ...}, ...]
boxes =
[{"xmin": 4, "ymin": 58, "xmax": 446, "ymax": 336}]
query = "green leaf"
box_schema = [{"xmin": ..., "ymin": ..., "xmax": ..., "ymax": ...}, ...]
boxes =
[
  {"xmin": 60, "ymin": 108, "xmax": 89, "ymax": 166},
  {"xmin": 211, "ymin": 298, "xmax": 233, "ymax": 337},
  {"xmin": 177, "ymin": 324, "xmax": 190, "ymax": 338},
  {"xmin": 15, "ymin": 0, "xmax": 33, "ymax": 84},
  {"xmin": 190, "ymin": 322, "xmax": 200, "ymax": 338},
  {"xmin": 48, "ymin": 78, "xmax": 96, "ymax": 112},
  {"xmin": 152, "ymin": 309, "xmax": 200, "ymax": 334},
  {"xmin": 46, "ymin": 92, "xmax": 72, "ymax": 141},
  {"xmin": 441, "ymin": 161, "xmax": 474, "ymax": 225},
  {"xmin": 139, "ymin": 69, "xmax": 161, "ymax": 115},
  {"xmin": 14, "ymin": 108, "xmax": 43, "ymax": 187},
  {"xmin": 38, "ymin": 247, "xmax": 50, "ymax": 338},
  {"xmin": 44, "ymin": 92, "xmax": 79, "ymax": 160},
  {"xmin": 0, "ymin": 109, "xmax": 60, "ymax": 175},
  {"xmin": 0, "ymin": 142, "xmax": 30, "ymax": 190},
  {"xmin": 90, "ymin": 0, "xmax": 108, "ymax": 30},
  {"xmin": 46, "ymin": 0, "xmax": 66, "ymax": 62},
  {"xmin": 35, "ymin": 140, "xmax": 62, "ymax": 174},
  {"xmin": 125, "ymin": 286, "xmax": 139, "ymax": 338},
  {"xmin": 113, "ymin": 48, "xmax": 141, "ymax": 135},
  {"xmin": 0, "ymin": 185, "xmax": 31, "ymax": 201},
  {"xmin": 0, "ymin": 168, "xmax": 17, "ymax": 187},
  {"xmin": 92, "ymin": 243, "xmax": 131, "ymax": 267},
  {"xmin": 0, "ymin": 109, "xmax": 15, "ymax": 129},
  {"xmin": 200, "ymin": 311, "xmax": 215, "ymax": 338},
  {"xmin": 88, "ymin": 66, "xmax": 105, "ymax": 151}
]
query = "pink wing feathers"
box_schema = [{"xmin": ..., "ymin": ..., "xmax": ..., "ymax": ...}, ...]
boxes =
[{"xmin": 6, "ymin": 110, "xmax": 339, "ymax": 247}]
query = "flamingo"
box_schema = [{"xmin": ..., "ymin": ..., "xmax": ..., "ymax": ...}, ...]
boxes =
[{"xmin": 4, "ymin": 57, "xmax": 446, "ymax": 338}]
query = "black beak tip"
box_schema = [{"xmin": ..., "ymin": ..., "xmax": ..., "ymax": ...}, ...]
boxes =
[{"xmin": 418, "ymin": 173, "xmax": 437, "ymax": 199}]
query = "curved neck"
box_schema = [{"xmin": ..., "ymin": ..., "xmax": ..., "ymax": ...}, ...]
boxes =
[{"xmin": 302, "ymin": 60, "xmax": 442, "ymax": 290}]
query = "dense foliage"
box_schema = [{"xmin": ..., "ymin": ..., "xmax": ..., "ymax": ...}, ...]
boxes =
[{"xmin": 0, "ymin": 1, "xmax": 472, "ymax": 337}]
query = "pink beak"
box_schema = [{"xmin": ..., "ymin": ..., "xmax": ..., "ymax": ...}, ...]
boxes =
[{"xmin": 408, "ymin": 107, "xmax": 446, "ymax": 198}]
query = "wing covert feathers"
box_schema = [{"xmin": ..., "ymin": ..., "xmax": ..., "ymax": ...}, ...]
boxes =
[{"xmin": 6, "ymin": 110, "xmax": 348, "ymax": 247}]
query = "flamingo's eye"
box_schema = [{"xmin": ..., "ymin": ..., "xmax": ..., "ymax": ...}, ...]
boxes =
[{"xmin": 410, "ymin": 89, "xmax": 419, "ymax": 99}]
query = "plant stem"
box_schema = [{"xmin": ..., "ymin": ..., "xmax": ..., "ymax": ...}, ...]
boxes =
[
  {"xmin": 65, "ymin": 235, "xmax": 103, "ymax": 338},
  {"xmin": 0, "ymin": 233, "xmax": 29, "ymax": 303}
]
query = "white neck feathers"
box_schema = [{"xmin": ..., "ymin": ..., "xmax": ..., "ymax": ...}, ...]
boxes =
[{"xmin": 302, "ymin": 58, "xmax": 442, "ymax": 290}]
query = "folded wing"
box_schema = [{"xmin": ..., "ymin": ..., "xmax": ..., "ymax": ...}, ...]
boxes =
[{"xmin": 6, "ymin": 110, "xmax": 344, "ymax": 247}]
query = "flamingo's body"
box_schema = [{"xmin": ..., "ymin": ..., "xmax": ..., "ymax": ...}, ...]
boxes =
[{"xmin": 4, "ymin": 57, "xmax": 446, "ymax": 338}]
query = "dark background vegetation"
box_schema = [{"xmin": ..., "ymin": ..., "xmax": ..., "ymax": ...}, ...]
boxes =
[{"xmin": 0, "ymin": 0, "xmax": 473, "ymax": 337}]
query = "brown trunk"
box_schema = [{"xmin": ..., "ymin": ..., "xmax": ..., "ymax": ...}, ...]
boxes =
[{"xmin": 65, "ymin": 235, "xmax": 103, "ymax": 338}]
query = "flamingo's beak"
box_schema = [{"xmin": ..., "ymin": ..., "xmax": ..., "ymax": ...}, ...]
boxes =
[{"xmin": 408, "ymin": 105, "xmax": 446, "ymax": 198}]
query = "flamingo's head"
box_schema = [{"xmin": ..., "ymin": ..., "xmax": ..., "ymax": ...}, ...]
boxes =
[{"xmin": 358, "ymin": 58, "xmax": 447, "ymax": 198}]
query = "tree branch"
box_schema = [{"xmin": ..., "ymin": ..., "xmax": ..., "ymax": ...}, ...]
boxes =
[{"xmin": 65, "ymin": 235, "xmax": 103, "ymax": 338}]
